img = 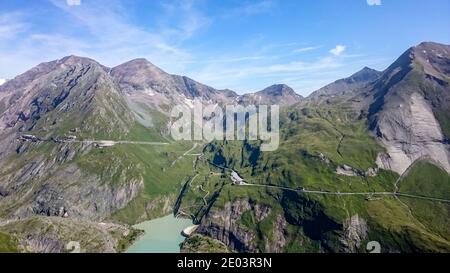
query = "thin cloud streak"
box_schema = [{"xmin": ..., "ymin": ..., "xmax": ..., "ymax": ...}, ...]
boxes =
[
  {"xmin": 293, "ymin": 46, "xmax": 321, "ymax": 53},
  {"xmin": 0, "ymin": 12, "xmax": 28, "ymax": 40},
  {"xmin": 221, "ymin": 0, "xmax": 275, "ymax": 18}
]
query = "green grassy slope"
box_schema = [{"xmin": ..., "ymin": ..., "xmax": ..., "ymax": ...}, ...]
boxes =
[
  {"xmin": 0, "ymin": 232, "xmax": 19, "ymax": 253},
  {"xmin": 398, "ymin": 161, "xmax": 450, "ymax": 242}
]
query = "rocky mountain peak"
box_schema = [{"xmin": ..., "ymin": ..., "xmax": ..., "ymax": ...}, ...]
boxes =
[
  {"xmin": 348, "ymin": 67, "xmax": 382, "ymax": 83},
  {"xmin": 111, "ymin": 58, "xmax": 168, "ymax": 80},
  {"xmin": 367, "ymin": 41, "xmax": 450, "ymax": 175},
  {"xmin": 411, "ymin": 42, "xmax": 450, "ymax": 76},
  {"xmin": 237, "ymin": 84, "xmax": 302, "ymax": 106},
  {"xmin": 380, "ymin": 42, "xmax": 450, "ymax": 80},
  {"xmin": 259, "ymin": 84, "xmax": 300, "ymax": 97},
  {"xmin": 307, "ymin": 67, "xmax": 381, "ymax": 100},
  {"xmin": 57, "ymin": 55, "xmax": 101, "ymax": 67}
]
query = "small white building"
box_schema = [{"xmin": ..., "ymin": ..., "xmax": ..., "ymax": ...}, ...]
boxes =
[
  {"xmin": 96, "ymin": 141, "xmax": 116, "ymax": 148},
  {"xmin": 231, "ymin": 171, "xmax": 244, "ymax": 185}
]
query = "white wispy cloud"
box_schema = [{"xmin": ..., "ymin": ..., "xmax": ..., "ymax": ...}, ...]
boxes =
[
  {"xmin": 188, "ymin": 39, "xmax": 390, "ymax": 95},
  {"xmin": 221, "ymin": 0, "xmax": 275, "ymax": 18},
  {"xmin": 190, "ymin": 55, "xmax": 345, "ymax": 93},
  {"xmin": 0, "ymin": 12, "xmax": 28, "ymax": 39},
  {"xmin": 329, "ymin": 45, "xmax": 346, "ymax": 56},
  {"xmin": 49, "ymin": 0, "xmax": 193, "ymax": 63},
  {"xmin": 293, "ymin": 46, "xmax": 321, "ymax": 54},
  {"xmin": 0, "ymin": 79, "xmax": 6, "ymax": 86},
  {"xmin": 157, "ymin": 0, "xmax": 211, "ymax": 42},
  {"xmin": 367, "ymin": 0, "xmax": 382, "ymax": 6},
  {"xmin": 0, "ymin": 0, "xmax": 210, "ymax": 78}
]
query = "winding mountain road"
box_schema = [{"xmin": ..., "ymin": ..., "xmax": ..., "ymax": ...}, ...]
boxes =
[
  {"xmin": 78, "ymin": 140, "xmax": 169, "ymax": 145},
  {"xmin": 170, "ymin": 142, "xmax": 201, "ymax": 166},
  {"xmin": 239, "ymin": 183, "xmax": 450, "ymax": 203}
]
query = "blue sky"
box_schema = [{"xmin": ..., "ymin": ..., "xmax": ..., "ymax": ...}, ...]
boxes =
[{"xmin": 0, "ymin": 0, "xmax": 449, "ymax": 95}]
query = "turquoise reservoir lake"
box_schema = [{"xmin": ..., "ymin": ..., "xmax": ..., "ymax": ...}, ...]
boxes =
[{"xmin": 126, "ymin": 214, "xmax": 193, "ymax": 253}]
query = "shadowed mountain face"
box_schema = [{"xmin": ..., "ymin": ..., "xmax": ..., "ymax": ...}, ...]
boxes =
[{"xmin": 0, "ymin": 42, "xmax": 449, "ymax": 253}]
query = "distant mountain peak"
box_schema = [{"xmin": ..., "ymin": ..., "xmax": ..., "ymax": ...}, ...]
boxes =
[
  {"xmin": 121, "ymin": 58, "xmax": 160, "ymax": 68},
  {"xmin": 259, "ymin": 84, "xmax": 300, "ymax": 97},
  {"xmin": 347, "ymin": 67, "xmax": 382, "ymax": 83},
  {"xmin": 57, "ymin": 55, "xmax": 100, "ymax": 66},
  {"xmin": 415, "ymin": 41, "xmax": 448, "ymax": 49},
  {"xmin": 113, "ymin": 58, "xmax": 166, "ymax": 74},
  {"xmin": 379, "ymin": 41, "xmax": 450, "ymax": 85},
  {"xmin": 308, "ymin": 66, "xmax": 381, "ymax": 99},
  {"xmin": 110, "ymin": 57, "xmax": 238, "ymax": 104},
  {"xmin": 111, "ymin": 58, "xmax": 170, "ymax": 89},
  {"xmin": 361, "ymin": 66, "xmax": 379, "ymax": 73},
  {"xmin": 238, "ymin": 83, "xmax": 302, "ymax": 106}
]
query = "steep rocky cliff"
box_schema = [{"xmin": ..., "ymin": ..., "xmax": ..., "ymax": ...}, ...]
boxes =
[
  {"xmin": 197, "ymin": 200, "xmax": 260, "ymax": 252},
  {"xmin": 368, "ymin": 42, "xmax": 450, "ymax": 174}
]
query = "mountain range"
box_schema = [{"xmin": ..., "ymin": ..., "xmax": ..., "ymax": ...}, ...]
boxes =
[{"xmin": 0, "ymin": 42, "xmax": 449, "ymax": 253}]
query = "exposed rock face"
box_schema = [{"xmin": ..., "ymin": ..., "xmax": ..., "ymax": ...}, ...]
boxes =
[
  {"xmin": 374, "ymin": 92, "xmax": 450, "ymax": 173},
  {"xmin": 197, "ymin": 200, "xmax": 272, "ymax": 253},
  {"xmin": 254, "ymin": 204, "xmax": 271, "ymax": 221},
  {"xmin": 368, "ymin": 42, "xmax": 450, "ymax": 174},
  {"xmin": 341, "ymin": 214, "xmax": 368, "ymax": 252},
  {"xmin": 336, "ymin": 165, "xmax": 361, "ymax": 176},
  {"xmin": 139, "ymin": 194, "xmax": 176, "ymax": 222},
  {"xmin": 265, "ymin": 215, "xmax": 287, "ymax": 253},
  {"xmin": 336, "ymin": 165, "xmax": 378, "ymax": 177},
  {"xmin": 2, "ymin": 158, "xmax": 143, "ymax": 221},
  {"xmin": 0, "ymin": 216, "xmax": 136, "ymax": 253}
]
